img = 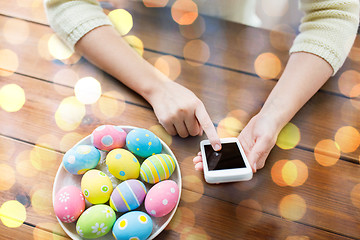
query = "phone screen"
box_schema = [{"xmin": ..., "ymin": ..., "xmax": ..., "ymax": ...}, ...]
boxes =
[{"xmin": 204, "ymin": 142, "xmax": 246, "ymax": 170}]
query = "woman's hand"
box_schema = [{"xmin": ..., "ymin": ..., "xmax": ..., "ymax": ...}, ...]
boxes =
[
  {"xmin": 193, "ymin": 113, "xmax": 280, "ymax": 172},
  {"xmin": 146, "ymin": 80, "xmax": 221, "ymax": 151}
]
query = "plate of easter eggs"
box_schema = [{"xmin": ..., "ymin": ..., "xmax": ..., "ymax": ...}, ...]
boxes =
[{"xmin": 52, "ymin": 125, "xmax": 182, "ymax": 240}]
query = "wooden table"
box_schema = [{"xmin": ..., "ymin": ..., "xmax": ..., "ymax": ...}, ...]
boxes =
[{"xmin": 1, "ymin": 1, "xmax": 360, "ymax": 239}]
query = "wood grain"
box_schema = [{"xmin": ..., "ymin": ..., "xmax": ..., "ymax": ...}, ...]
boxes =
[{"xmin": 1, "ymin": 72, "xmax": 360, "ymax": 238}]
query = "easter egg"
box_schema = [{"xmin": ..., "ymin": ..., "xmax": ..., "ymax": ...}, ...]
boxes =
[
  {"xmin": 140, "ymin": 154, "xmax": 176, "ymax": 184},
  {"xmin": 81, "ymin": 169, "xmax": 113, "ymax": 204},
  {"xmin": 54, "ymin": 186, "xmax": 85, "ymax": 223},
  {"xmin": 110, "ymin": 179, "xmax": 147, "ymax": 212},
  {"xmin": 63, "ymin": 145, "xmax": 100, "ymax": 175},
  {"xmin": 126, "ymin": 128, "xmax": 162, "ymax": 158},
  {"xmin": 145, "ymin": 180, "xmax": 179, "ymax": 217},
  {"xmin": 91, "ymin": 125, "xmax": 127, "ymax": 151},
  {"xmin": 76, "ymin": 204, "xmax": 116, "ymax": 239},
  {"xmin": 106, "ymin": 149, "xmax": 140, "ymax": 180},
  {"xmin": 112, "ymin": 211, "xmax": 153, "ymax": 240}
]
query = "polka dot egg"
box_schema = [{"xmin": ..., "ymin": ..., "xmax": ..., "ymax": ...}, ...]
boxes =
[
  {"xmin": 81, "ymin": 169, "xmax": 113, "ymax": 204},
  {"xmin": 54, "ymin": 185, "xmax": 85, "ymax": 223},
  {"xmin": 126, "ymin": 128, "xmax": 162, "ymax": 158},
  {"xmin": 140, "ymin": 154, "xmax": 176, "ymax": 184},
  {"xmin": 112, "ymin": 211, "xmax": 153, "ymax": 240},
  {"xmin": 63, "ymin": 145, "xmax": 100, "ymax": 175},
  {"xmin": 106, "ymin": 149, "xmax": 140, "ymax": 180},
  {"xmin": 76, "ymin": 204, "xmax": 116, "ymax": 239},
  {"xmin": 110, "ymin": 179, "xmax": 147, "ymax": 213},
  {"xmin": 91, "ymin": 125, "xmax": 127, "ymax": 151},
  {"xmin": 145, "ymin": 180, "xmax": 179, "ymax": 217}
]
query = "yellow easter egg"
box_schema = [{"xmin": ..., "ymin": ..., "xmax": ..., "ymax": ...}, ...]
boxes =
[
  {"xmin": 106, "ymin": 149, "xmax": 140, "ymax": 180},
  {"xmin": 81, "ymin": 170, "xmax": 113, "ymax": 204}
]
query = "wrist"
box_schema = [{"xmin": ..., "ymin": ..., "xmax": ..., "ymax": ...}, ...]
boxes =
[{"xmin": 257, "ymin": 98, "xmax": 290, "ymax": 134}]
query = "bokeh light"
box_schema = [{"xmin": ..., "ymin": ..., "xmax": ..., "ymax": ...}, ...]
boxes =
[
  {"xmin": 48, "ymin": 34, "xmax": 74, "ymax": 60},
  {"xmin": 36, "ymin": 134, "xmax": 60, "ymax": 150},
  {"xmin": 16, "ymin": 0, "xmax": 32, "ymax": 7},
  {"xmin": 0, "ymin": 164, "xmax": 15, "ymax": 191},
  {"xmin": 0, "ymin": 84, "xmax": 26, "ymax": 112},
  {"xmin": 171, "ymin": 0, "xmax": 198, "ymax": 25},
  {"xmin": 33, "ymin": 222, "xmax": 67, "ymax": 240},
  {"xmin": 276, "ymin": 122, "xmax": 300, "ymax": 150},
  {"xmin": 179, "ymin": 15, "xmax": 206, "ymax": 39},
  {"xmin": 261, "ymin": 0, "xmax": 289, "ymax": 17},
  {"xmin": 30, "ymin": 145, "xmax": 58, "ymax": 172},
  {"xmin": 0, "ymin": 49, "xmax": 19, "ymax": 76},
  {"xmin": 348, "ymin": 40, "xmax": 360, "ymax": 62},
  {"xmin": 60, "ymin": 132, "xmax": 84, "ymax": 152},
  {"xmin": 123, "ymin": 35, "xmax": 144, "ymax": 56},
  {"xmin": 180, "ymin": 227, "xmax": 210, "ymax": 240},
  {"xmin": 31, "ymin": 186, "xmax": 53, "ymax": 216},
  {"xmin": 182, "ymin": 175, "xmax": 204, "ymax": 203},
  {"xmin": 38, "ymin": 33, "xmax": 53, "ymax": 61},
  {"xmin": 254, "ymin": 52, "xmax": 282, "ymax": 80},
  {"xmin": 143, "ymin": 0, "xmax": 168, "ymax": 7},
  {"xmin": 108, "ymin": 9, "xmax": 133, "ymax": 36},
  {"xmin": 74, "ymin": 77, "xmax": 102, "ymax": 104},
  {"xmin": 269, "ymin": 24, "xmax": 295, "ymax": 51},
  {"xmin": 237, "ymin": 199, "xmax": 262, "ymax": 225},
  {"xmin": 350, "ymin": 183, "xmax": 360, "ymax": 209},
  {"xmin": 282, "ymin": 160, "xmax": 308, "ymax": 187},
  {"xmin": 0, "ymin": 139, "xmax": 15, "ymax": 161},
  {"xmin": 0, "ymin": 200, "xmax": 26, "ymax": 228},
  {"xmin": 55, "ymin": 96, "xmax": 86, "ymax": 131},
  {"xmin": 167, "ymin": 207, "xmax": 195, "ymax": 234},
  {"xmin": 3, "ymin": 18, "xmax": 29, "ymax": 45},
  {"xmin": 217, "ymin": 117, "xmax": 243, "ymax": 138},
  {"xmin": 16, "ymin": 150, "xmax": 38, "ymax": 177},
  {"xmin": 278, "ymin": 194, "xmax": 306, "ymax": 221},
  {"xmin": 334, "ymin": 126, "xmax": 360, "ymax": 153},
  {"xmin": 271, "ymin": 160, "xmax": 288, "ymax": 187},
  {"xmin": 183, "ymin": 39, "xmax": 210, "ymax": 66},
  {"xmin": 314, "ymin": 139, "xmax": 340, "ymax": 166},
  {"xmin": 52, "ymin": 69, "xmax": 78, "ymax": 95},
  {"xmin": 338, "ymin": 70, "xmax": 360, "ymax": 98},
  {"xmin": 92, "ymin": 91, "xmax": 126, "ymax": 119},
  {"xmin": 154, "ymin": 55, "xmax": 181, "ymax": 81},
  {"xmin": 149, "ymin": 124, "xmax": 172, "ymax": 146}
]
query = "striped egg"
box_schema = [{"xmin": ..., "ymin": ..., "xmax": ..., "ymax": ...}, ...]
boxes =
[
  {"xmin": 109, "ymin": 179, "xmax": 147, "ymax": 213},
  {"xmin": 140, "ymin": 154, "xmax": 176, "ymax": 184}
]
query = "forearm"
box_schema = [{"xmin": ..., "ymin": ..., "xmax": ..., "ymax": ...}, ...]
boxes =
[
  {"xmin": 75, "ymin": 25, "xmax": 166, "ymax": 100},
  {"xmin": 259, "ymin": 52, "xmax": 332, "ymax": 131}
]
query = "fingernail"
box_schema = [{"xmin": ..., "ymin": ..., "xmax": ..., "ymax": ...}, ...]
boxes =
[
  {"xmin": 254, "ymin": 162, "xmax": 257, "ymax": 171},
  {"xmin": 214, "ymin": 144, "xmax": 221, "ymax": 151}
]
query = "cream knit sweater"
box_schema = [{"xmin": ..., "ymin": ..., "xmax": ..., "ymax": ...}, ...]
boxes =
[{"xmin": 44, "ymin": 0, "xmax": 359, "ymax": 75}]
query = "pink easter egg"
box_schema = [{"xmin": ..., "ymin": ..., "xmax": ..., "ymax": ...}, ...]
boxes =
[
  {"xmin": 54, "ymin": 185, "xmax": 85, "ymax": 223},
  {"xmin": 145, "ymin": 180, "xmax": 179, "ymax": 217},
  {"xmin": 91, "ymin": 125, "xmax": 127, "ymax": 151}
]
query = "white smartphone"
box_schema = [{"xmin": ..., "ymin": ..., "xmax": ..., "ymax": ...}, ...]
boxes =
[{"xmin": 200, "ymin": 138, "xmax": 253, "ymax": 184}]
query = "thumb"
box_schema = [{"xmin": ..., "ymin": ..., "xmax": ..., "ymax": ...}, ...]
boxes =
[{"xmin": 247, "ymin": 137, "xmax": 271, "ymax": 173}]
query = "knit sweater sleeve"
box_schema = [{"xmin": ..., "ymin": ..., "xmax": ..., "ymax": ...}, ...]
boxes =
[
  {"xmin": 290, "ymin": 0, "xmax": 359, "ymax": 75},
  {"xmin": 44, "ymin": 0, "xmax": 112, "ymax": 50}
]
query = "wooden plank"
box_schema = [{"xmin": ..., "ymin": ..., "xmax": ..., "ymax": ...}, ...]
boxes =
[
  {"xmin": 1, "ymin": 28, "xmax": 360, "ymax": 163},
  {"xmin": 1, "ymin": 73, "xmax": 360, "ymax": 238},
  {"xmin": 0, "ymin": 223, "xmax": 70, "ymax": 240},
  {"xmin": 0, "ymin": 137, "xmax": 354, "ymax": 240},
  {"xmin": 0, "ymin": 3, "xmax": 359, "ymax": 98}
]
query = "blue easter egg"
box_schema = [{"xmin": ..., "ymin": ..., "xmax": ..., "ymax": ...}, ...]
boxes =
[
  {"xmin": 112, "ymin": 211, "xmax": 153, "ymax": 240},
  {"xmin": 63, "ymin": 145, "xmax": 101, "ymax": 175},
  {"xmin": 126, "ymin": 128, "xmax": 162, "ymax": 158}
]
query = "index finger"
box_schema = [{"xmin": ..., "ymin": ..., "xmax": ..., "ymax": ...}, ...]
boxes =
[{"xmin": 195, "ymin": 103, "xmax": 221, "ymax": 151}]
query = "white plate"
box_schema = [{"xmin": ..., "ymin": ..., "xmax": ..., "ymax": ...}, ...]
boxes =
[{"xmin": 53, "ymin": 126, "xmax": 182, "ymax": 240}]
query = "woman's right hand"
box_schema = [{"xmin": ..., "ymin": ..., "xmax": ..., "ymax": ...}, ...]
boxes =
[{"xmin": 146, "ymin": 80, "xmax": 221, "ymax": 151}]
